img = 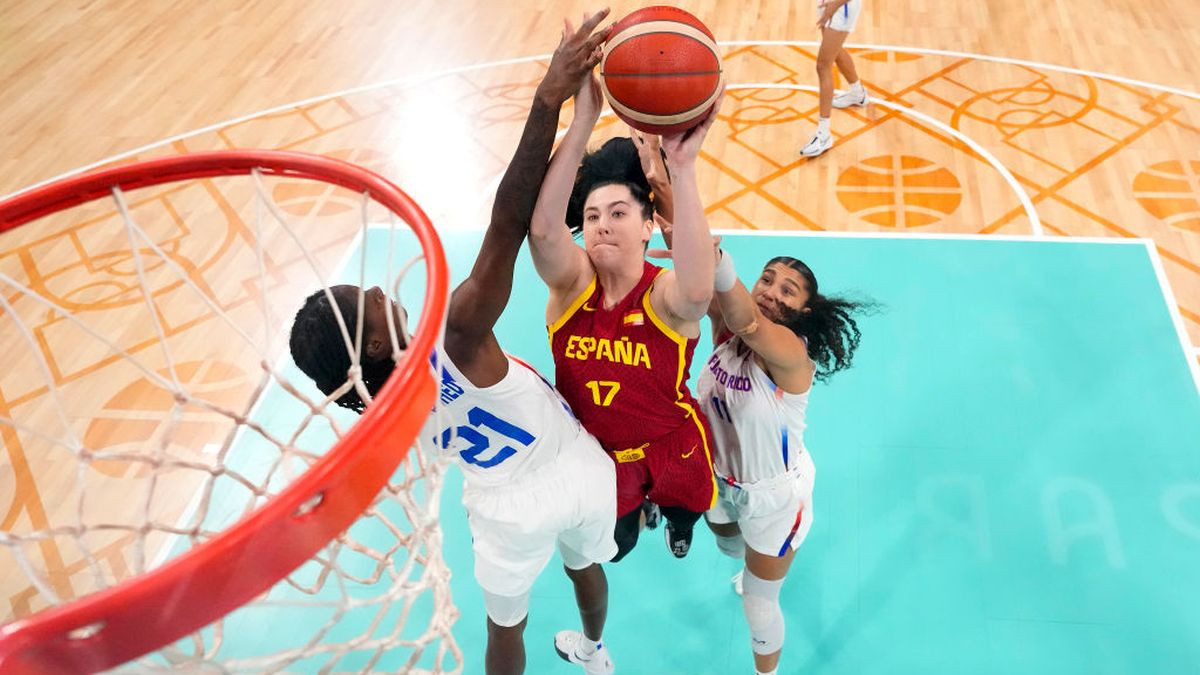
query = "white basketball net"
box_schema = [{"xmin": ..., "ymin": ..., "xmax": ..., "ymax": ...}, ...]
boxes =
[{"xmin": 0, "ymin": 167, "xmax": 461, "ymax": 673}]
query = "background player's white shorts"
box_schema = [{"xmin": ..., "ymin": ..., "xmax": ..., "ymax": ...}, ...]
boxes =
[
  {"xmin": 707, "ymin": 451, "xmax": 815, "ymax": 557},
  {"xmin": 461, "ymin": 430, "xmax": 617, "ymax": 598},
  {"xmin": 819, "ymin": 0, "xmax": 862, "ymax": 33}
]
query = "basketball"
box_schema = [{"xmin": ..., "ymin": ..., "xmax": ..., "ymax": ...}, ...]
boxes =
[{"xmin": 599, "ymin": 6, "xmax": 723, "ymax": 135}]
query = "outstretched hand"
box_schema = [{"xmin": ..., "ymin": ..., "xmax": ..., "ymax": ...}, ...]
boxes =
[
  {"xmin": 661, "ymin": 88, "xmax": 725, "ymax": 166},
  {"xmin": 537, "ymin": 9, "xmax": 612, "ymax": 107},
  {"xmin": 630, "ymin": 127, "xmax": 668, "ymax": 186}
]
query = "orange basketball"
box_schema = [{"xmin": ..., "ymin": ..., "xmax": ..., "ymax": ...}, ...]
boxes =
[{"xmin": 600, "ymin": 6, "xmax": 722, "ymax": 135}]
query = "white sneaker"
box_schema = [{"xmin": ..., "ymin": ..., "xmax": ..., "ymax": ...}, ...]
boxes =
[
  {"xmin": 554, "ymin": 630, "xmax": 614, "ymax": 675},
  {"xmin": 732, "ymin": 569, "xmax": 744, "ymax": 596},
  {"xmin": 832, "ymin": 87, "xmax": 869, "ymax": 109},
  {"xmin": 799, "ymin": 129, "xmax": 833, "ymax": 157}
]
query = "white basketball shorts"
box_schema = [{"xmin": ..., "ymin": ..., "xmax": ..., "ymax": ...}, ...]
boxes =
[
  {"xmin": 461, "ymin": 430, "xmax": 617, "ymax": 597},
  {"xmin": 819, "ymin": 0, "xmax": 862, "ymax": 33},
  {"xmin": 707, "ymin": 451, "xmax": 815, "ymax": 557}
]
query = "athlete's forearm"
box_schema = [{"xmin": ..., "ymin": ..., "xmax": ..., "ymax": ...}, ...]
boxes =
[
  {"xmin": 664, "ymin": 164, "xmax": 715, "ymax": 312},
  {"xmin": 715, "ymin": 280, "xmax": 757, "ymax": 335},
  {"xmin": 528, "ymin": 103, "xmax": 598, "ymax": 287},
  {"xmin": 531, "ymin": 106, "xmax": 596, "ymax": 243},
  {"xmin": 489, "ymin": 95, "xmax": 561, "ymax": 250},
  {"xmin": 449, "ymin": 95, "xmax": 563, "ymax": 335}
]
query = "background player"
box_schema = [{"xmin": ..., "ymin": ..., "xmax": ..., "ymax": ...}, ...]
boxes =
[{"xmin": 800, "ymin": 0, "xmax": 868, "ymax": 157}]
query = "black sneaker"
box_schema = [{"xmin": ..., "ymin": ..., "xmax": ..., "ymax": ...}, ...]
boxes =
[
  {"xmin": 664, "ymin": 520, "xmax": 692, "ymax": 558},
  {"xmin": 642, "ymin": 499, "xmax": 661, "ymax": 530}
]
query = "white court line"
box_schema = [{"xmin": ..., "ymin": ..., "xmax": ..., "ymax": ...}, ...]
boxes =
[
  {"xmin": 381, "ymin": 219, "xmax": 1198, "ymax": 396},
  {"xmin": 1142, "ymin": 240, "xmax": 1200, "ymax": 396},
  {"xmin": 367, "ymin": 220, "xmax": 1146, "ymax": 246},
  {"xmin": 709, "ymin": 229, "xmax": 1141, "ymax": 244}
]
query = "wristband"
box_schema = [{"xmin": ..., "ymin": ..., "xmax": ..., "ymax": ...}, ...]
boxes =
[{"xmin": 714, "ymin": 249, "xmax": 738, "ymax": 292}]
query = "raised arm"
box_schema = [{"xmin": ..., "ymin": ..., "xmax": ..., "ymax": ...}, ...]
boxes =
[
  {"xmin": 528, "ymin": 57, "xmax": 605, "ymax": 294},
  {"xmin": 712, "ymin": 250, "xmax": 813, "ymax": 383},
  {"xmin": 649, "ymin": 97, "xmax": 723, "ymax": 326},
  {"xmin": 631, "ymin": 129, "xmax": 674, "ymax": 226},
  {"xmin": 444, "ymin": 10, "xmax": 609, "ymax": 379}
]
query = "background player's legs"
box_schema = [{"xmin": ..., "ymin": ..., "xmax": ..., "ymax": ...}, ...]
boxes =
[
  {"xmin": 832, "ymin": 48, "xmax": 868, "ymax": 109},
  {"xmin": 741, "ymin": 547, "xmax": 797, "ymax": 675},
  {"xmin": 834, "ymin": 48, "xmax": 860, "ymax": 89},
  {"xmin": 801, "ymin": 26, "xmax": 851, "ymax": 157},
  {"xmin": 816, "ymin": 27, "xmax": 851, "ymax": 117}
]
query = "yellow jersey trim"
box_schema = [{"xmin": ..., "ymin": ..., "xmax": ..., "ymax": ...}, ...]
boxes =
[
  {"xmin": 547, "ymin": 275, "xmax": 598, "ymax": 340},
  {"xmin": 677, "ymin": 399, "xmax": 719, "ymax": 510},
  {"xmin": 643, "ymin": 273, "xmax": 718, "ymax": 509},
  {"xmin": 641, "ymin": 270, "xmax": 691, "ymax": 346}
]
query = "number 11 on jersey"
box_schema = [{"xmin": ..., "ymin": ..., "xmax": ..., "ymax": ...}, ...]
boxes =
[
  {"xmin": 585, "ymin": 380, "xmax": 621, "ymax": 406},
  {"xmin": 710, "ymin": 396, "xmax": 733, "ymax": 423}
]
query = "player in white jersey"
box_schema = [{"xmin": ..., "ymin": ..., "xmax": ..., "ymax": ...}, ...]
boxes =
[
  {"xmin": 699, "ymin": 251, "xmax": 871, "ymax": 675},
  {"xmin": 289, "ymin": 12, "xmax": 618, "ymax": 675},
  {"xmin": 800, "ymin": 0, "xmax": 868, "ymax": 158}
]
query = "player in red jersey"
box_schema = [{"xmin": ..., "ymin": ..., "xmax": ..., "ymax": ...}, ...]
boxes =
[{"xmin": 529, "ymin": 66, "xmax": 724, "ymax": 563}]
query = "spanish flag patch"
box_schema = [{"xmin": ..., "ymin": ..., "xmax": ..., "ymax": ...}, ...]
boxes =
[{"xmin": 622, "ymin": 310, "xmax": 645, "ymax": 326}]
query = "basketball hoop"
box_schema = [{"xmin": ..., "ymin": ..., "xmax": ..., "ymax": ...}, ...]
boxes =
[{"xmin": 0, "ymin": 151, "xmax": 459, "ymax": 672}]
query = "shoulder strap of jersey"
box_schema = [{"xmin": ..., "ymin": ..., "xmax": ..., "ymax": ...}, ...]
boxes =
[{"xmin": 547, "ymin": 274, "xmax": 598, "ymax": 338}]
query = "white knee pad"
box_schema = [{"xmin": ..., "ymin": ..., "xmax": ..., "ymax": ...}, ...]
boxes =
[
  {"xmin": 740, "ymin": 569, "xmax": 785, "ymax": 655},
  {"xmin": 715, "ymin": 533, "xmax": 745, "ymax": 559},
  {"xmin": 482, "ymin": 588, "xmax": 530, "ymax": 628}
]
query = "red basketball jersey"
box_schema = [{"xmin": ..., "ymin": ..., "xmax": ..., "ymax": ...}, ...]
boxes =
[{"xmin": 548, "ymin": 261, "xmax": 706, "ymax": 451}]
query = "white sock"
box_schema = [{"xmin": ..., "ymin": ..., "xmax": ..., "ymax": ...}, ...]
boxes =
[
  {"xmin": 578, "ymin": 635, "xmax": 600, "ymax": 656},
  {"xmin": 848, "ymin": 79, "xmax": 864, "ymax": 93},
  {"xmin": 756, "ymin": 668, "xmax": 777, "ymax": 675},
  {"xmin": 817, "ymin": 117, "xmax": 830, "ymax": 134}
]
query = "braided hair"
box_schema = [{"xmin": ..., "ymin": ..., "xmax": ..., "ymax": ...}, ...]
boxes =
[
  {"xmin": 767, "ymin": 256, "xmax": 873, "ymax": 382},
  {"xmin": 288, "ymin": 288, "xmax": 398, "ymax": 414},
  {"xmin": 566, "ymin": 136, "xmax": 660, "ymax": 235}
]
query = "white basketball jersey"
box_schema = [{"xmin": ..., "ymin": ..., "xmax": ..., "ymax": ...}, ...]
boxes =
[
  {"xmin": 421, "ymin": 348, "xmax": 584, "ymax": 488},
  {"xmin": 697, "ymin": 337, "xmax": 810, "ymax": 484}
]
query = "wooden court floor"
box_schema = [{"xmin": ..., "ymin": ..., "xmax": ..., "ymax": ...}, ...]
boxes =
[{"xmin": 2, "ymin": 0, "xmax": 1199, "ymax": 636}]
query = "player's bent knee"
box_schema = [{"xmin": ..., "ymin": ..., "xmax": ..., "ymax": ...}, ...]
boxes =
[
  {"xmin": 741, "ymin": 569, "xmax": 785, "ymax": 655},
  {"xmin": 482, "ymin": 589, "xmax": 530, "ymax": 628}
]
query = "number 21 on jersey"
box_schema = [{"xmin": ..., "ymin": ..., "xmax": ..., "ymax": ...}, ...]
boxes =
[{"xmin": 438, "ymin": 406, "xmax": 534, "ymax": 468}]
